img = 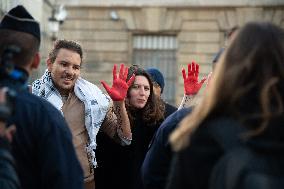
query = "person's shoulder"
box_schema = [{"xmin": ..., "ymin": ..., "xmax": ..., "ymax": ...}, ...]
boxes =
[
  {"xmin": 196, "ymin": 116, "xmax": 245, "ymax": 147},
  {"xmin": 165, "ymin": 107, "xmax": 192, "ymax": 126},
  {"xmin": 200, "ymin": 116, "xmax": 242, "ymax": 135},
  {"xmin": 158, "ymin": 107, "xmax": 192, "ymax": 136},
  {"xmin": 175, "ymin": 108, "xmax": 192, "ymax": 120},
  {"xmin": 18, "ymin": 92, "xmax": 53, "ymax": 107},
  {"xmin": 178, "ymin": 117, "xmax": 226, "ymax": 157},
  {"xmin": 179, "ymin": 116, "xmax": 243, "ymax": 158},
  {"xmin": 17, "ymin": 91, "xmax": 44, "ymax": 105},
  {"xmin": 17, "ymin": 92, "xmax": 71, "ymax": 135},
  {"xmin": 17, "ymin": 92, "xmax": 63, "ymax": 118}
]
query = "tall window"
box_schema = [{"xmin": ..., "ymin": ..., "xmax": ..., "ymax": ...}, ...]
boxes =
[{"xmin": 132, "ymin": 35, "xmax": 177, "ymax": 105}]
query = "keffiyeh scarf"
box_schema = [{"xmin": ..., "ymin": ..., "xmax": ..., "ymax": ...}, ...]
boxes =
[{"xmin": 32, "ymin": 70, "xmax": 110, "ymax": 167}]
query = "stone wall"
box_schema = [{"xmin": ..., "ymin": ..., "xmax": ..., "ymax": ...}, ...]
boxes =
[
  {"xmin": 58, "ymin": 8, "xmax": 130, "ymax": 88},
  {"xmin": 57, "ymin": 6, "xmax": 284, "ymax": 105},
  {"xmin": 56, "ymin": 0, "xmax": 284, "ymax": 7}
]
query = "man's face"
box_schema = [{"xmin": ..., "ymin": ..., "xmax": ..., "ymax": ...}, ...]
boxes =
[{"xmin": 47, "ymin": 48, "xmax": 81, "ymax": 96}]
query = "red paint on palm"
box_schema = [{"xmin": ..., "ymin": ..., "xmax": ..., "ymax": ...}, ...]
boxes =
[
  {"xmin": 101, "ymin": 64, "xmax": 135, "ymax": 101},
  {"xmin": 182, "ymin": 61, "xmax": 206, "ymax": 95}
]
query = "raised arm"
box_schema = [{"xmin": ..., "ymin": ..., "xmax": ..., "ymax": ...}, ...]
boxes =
[
  {"xmin": 100, "ymin": 64, "xmax": 135, "ymax": 145},
  {"xmin": 178, "ymin": 61, "xmax": 206, "ymax": 109}
]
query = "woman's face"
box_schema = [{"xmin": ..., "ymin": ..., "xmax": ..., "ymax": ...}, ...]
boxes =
[{"xmin": 128, "ymin": 75, "xmax": 151, "ymax": 109}]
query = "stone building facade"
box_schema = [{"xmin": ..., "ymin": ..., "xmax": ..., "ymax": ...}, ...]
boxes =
[{"xmin": 2, "ymin": 0, "xmax": 284, "ymax": 105}]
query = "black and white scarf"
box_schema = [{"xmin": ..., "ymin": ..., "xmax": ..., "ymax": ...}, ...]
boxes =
[{"xmin": 32, "ymin": 70, "xmax": 110, "ymax": 167}]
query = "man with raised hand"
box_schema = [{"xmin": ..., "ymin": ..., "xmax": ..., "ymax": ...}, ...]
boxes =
[{"xmin": 32, "ymin": 38, "xmax": 135, "ymax": 188}]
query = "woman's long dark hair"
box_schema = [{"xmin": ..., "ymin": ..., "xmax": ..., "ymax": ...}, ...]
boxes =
[
  {"xmin": 126, "ymin": 65, "xmax": 165, "ymax": 126},
  {"xmin": 171, "ymin": 22, "xmax": 284, "ymax": 151}
]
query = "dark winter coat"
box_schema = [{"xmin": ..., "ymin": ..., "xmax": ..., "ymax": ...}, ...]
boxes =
[
  {"xmin": 166, "ymin": 115, "xmax": 284, "ymax": 189},
  {"xmin": 0, "ymin": 137, "xmax": 20, "ymax": 189},
  {"xmin": 1, "ymin": 76, "xmax": 84, "ymax": 189},
  {"xmin": 96, "ymin": 102, "xmax": 177, "ymax": 189},
  {"xmin": 141, "ymin": 108, "xmax": 191, "ymax": 189}
]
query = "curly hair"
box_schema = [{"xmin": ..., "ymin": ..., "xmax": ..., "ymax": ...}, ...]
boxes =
[{"xmin": 126, "ymin": 65, "xmax": 165, "ymax": 126}]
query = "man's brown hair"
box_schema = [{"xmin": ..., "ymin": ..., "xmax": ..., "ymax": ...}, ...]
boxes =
[{"xmin": 48, "ymin": 39, "xmax": 83, "ymax": 63}]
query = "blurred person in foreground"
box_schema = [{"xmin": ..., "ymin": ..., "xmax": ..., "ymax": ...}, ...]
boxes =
[
  {"xmin": 0, "ymin": 5, "xmax": 84, "ymax": 189},
  {"xmin": 95, "ymin": 65, "xmax": 164, "ymax": 189},
  {"xmin": 167, "ymin": 22, "xmax": 284, "ymax": 189},
  {"xmin": 0, "ymin": 88, "xmax": 19, "ymax": 189}
]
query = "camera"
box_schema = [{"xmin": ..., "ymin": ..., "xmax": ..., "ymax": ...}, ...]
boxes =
[{"xmin": 0, "ymin": 46, "xmax": 20, "ymax": 122}]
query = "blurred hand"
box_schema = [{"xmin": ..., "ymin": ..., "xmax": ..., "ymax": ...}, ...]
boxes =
[
  {"xmin": 182, "ymin": 61, "xmax": 206, "ymax": 95},
  {"xmin": 101, "ymin": 64, "xmax": 135, "ymax": 101}
]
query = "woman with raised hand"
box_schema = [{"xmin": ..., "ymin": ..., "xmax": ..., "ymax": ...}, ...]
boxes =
[
  {"xmin": 96, "ymin": 65, "xmax": 165, "ymax": 189},
  {"xmin": 167, "ymin": 22, "xmax": 284, "ymax": 189}
]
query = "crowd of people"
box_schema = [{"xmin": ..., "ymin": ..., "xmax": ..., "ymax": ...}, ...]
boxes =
[{"xmin": 1, "ymin": 4, "xmax": 284, "ymax": 189}]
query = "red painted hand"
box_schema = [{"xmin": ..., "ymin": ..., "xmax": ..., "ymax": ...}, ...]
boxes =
[
  {"xmin": 101, "ymin": 64, "xmax": 135, "ymax": 101},
  {"xmin": 182, "ymin": 61, "xmax": 206, "ymax": 95}
]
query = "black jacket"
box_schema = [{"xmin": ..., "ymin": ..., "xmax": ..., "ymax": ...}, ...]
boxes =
[
  {"xmin": 96, "ymin": 101, "xmax": 177, "ymax": 189},
  {"xmin": 96, "ymin": 113, "xmax": 161, "ymax": 189},
  {"xmin": 141, "ymin": 108, "xmax": 191, "ymax": 189},
  {"xmin": 1, "ymin": 76, "xmax": 84, "ymax": 189},
  {"xmin": 0, "ymin": 137, "xmax": 20, "ymax": 189},
  {"xmin": 166, "ymin": 116, "xmax": 284, "ymax": 189}
]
